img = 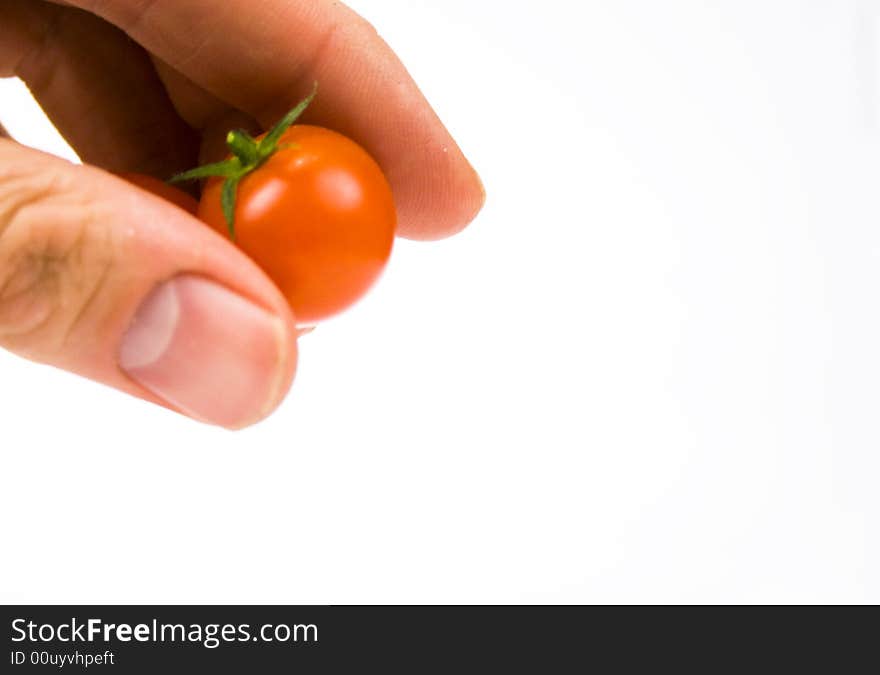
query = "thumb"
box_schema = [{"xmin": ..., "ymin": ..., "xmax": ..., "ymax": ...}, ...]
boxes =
[{"xmin": 0, "ymin": 139, "xmax": 298, "ymax": 429}]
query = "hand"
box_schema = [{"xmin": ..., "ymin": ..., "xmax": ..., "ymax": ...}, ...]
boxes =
[{"xmin": 0, "ymin": 0, "xmax": 484, "ymax": 428}]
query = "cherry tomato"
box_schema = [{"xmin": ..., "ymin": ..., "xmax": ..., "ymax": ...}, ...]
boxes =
[
  {"xmin": 198, "ymin": 125, "xmax": 397, "ymax": 325},
  {"xmin": 120, "ymin": 172, "xmax": 199, "ymax": 215}
]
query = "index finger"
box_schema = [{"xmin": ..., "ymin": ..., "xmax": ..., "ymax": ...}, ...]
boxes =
[{"xmin": 55, "ymin": 0, "xmax": 485, "ymax": 240}]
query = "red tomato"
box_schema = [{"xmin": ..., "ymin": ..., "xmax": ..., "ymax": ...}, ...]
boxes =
[
  {"xmin": 198, "ymin": 126, "xmax": 397, "ymax": 325},
  {"xmin": 120, "ymin": 172, "xmax": 199, "ymax": 215}
]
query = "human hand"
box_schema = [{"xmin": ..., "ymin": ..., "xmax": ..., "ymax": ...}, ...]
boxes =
[{"xmin": 0, "ymin": 0, "xmax": 484, "ymax": 428}]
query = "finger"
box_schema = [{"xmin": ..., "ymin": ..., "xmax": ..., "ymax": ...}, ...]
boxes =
[
  {"xmin": 0, "ymin": 123, "xmax": 9, "ymax": 139},
  {"xmin": 148, "ymin": 57, "xmax": 262, "ymax": 164},
  {"xmin": 0, "ymin": 138, "xmax": 298, "ymax": 429},
  {"xmin": 0, "ymin": 0, "xmax": 198, "ymax": 177},
  {"xmin": 56, "ymin": 0, "xmax": 485, "ymax": 240},
  {"xmin": 149, "ymin": 56, "xmax": 238, "ymax": 132}
]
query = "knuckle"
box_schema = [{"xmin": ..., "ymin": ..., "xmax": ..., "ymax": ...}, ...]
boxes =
[{"xmin": 0, "ymin": 165, "xmax": 116, "ymax": 356}]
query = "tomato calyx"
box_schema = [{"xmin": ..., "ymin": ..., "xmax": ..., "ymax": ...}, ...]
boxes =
[{"xmin": 169, "ymin": 82, "xmax": 318, "ymax": 238}]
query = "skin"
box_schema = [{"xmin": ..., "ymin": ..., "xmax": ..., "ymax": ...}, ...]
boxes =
[
  {"xmin": 200, "ymin": 126, "xmax": 397, "ymax": 326},
  {"xmin": 0, "ymin": 0, "xmax": 484, "ymax": 427},
  {"xmin": 120, "ymin": 172, "xmax": 199, "ymax": 215}
]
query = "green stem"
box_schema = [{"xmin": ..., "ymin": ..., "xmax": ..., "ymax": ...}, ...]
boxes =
[
  {"xmin": 227, "ymin": 130, "xmax": 260, "ymax": 165},
  {"xmin": 169, "ymin": 82, "xmax": 319, "ymax": 239}
]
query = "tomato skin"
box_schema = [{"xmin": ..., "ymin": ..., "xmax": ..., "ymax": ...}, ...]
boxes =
[
  {"xmin": 120, "ymin": 172, "xmax": 199, "ymax": 215},
  {"xmin": 199, "ymin": 125, "xmax": 397, "ymax": 325}
]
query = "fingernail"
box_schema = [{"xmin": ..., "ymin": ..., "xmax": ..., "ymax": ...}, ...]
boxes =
[
  {"xmin": 464, "ymin": 161, "xmax": 486, "ymax": 226},
  {"xmin": 474, "ymin": 168, "xmax": 487, "ymax": 212},
  {"xmin": 119, "ymin": 275, "xmax": 288, "ymax": 428}
]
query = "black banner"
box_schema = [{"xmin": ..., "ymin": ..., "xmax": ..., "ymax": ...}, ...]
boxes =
[{"xmin": 0, "ymin": 605, "xmax": 873, "ymax": 671}]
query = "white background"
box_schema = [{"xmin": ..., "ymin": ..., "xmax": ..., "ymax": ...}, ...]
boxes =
[{"xmin": 1, "ymin": 0, "xmax": 879, "ymax": 604}]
